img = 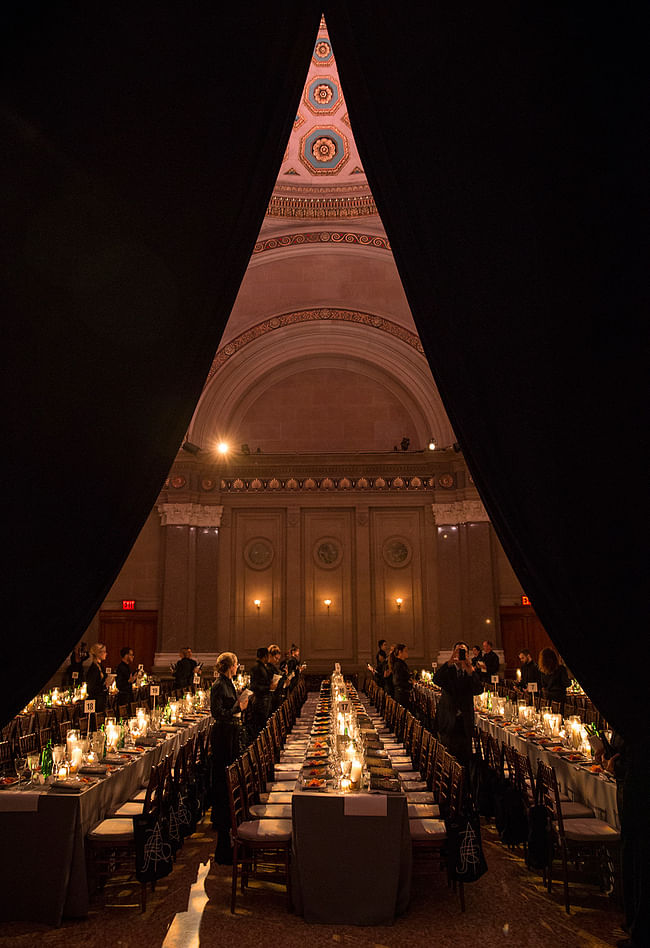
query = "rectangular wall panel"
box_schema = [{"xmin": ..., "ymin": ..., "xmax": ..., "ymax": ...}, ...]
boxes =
[
  {"xmin": 232, "ymin": 509, "xmax": 285, "ymax": 652},
  {"xmin": 369, "ymin": 507, "xmax": 425, "ymax": 659},
  {"xmin": 302, "ymin": 508, "xmax": 355, "ymax": 662}
]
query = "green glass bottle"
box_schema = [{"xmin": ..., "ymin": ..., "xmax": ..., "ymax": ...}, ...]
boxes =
[{"xmin": 40, "ymin": 739, "xmax": 53, "ymax": 778}]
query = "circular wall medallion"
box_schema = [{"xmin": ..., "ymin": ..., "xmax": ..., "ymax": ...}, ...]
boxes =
[
  {"xmin": 438, "ymin": 473, "xmax": 455, "ymax": 489},
  {"xmin": 244, "ymin": 538, "xmax": 274, "ymax": 571},
  {"xmin": 170, "ymin": 475, "xmax": 186, "ymax": 489},
  {"xmin": 201, "ymin": 478, "xmax": 215, "ymax": 491},
  {"xmin": 313, "ymin": 537, "xmax": 343, "ymax": 569},
  {"xmin": 382, "ymin": 537, "xmax": 412, "ymax": 568}
]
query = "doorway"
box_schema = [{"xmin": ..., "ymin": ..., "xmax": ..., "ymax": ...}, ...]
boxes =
[
  {"xmin": 98, "ymin": 610, "xmax": 158, "ymax": 672},
  {"xmin": 499, "ymin": 604, "xmax": 556, "ymax": 675}
]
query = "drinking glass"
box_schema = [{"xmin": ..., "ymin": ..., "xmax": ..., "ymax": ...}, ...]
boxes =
[
  {"xmin": 26, "ymin": 752, "xmax": 40, "ymax": 787},
  {"xmin": 14, "ymin": 757, "xmax": 28, "ymax": 789},
  {"xmin": 52, "ymin": 744, "xmax": 66, "ymax": 767}
]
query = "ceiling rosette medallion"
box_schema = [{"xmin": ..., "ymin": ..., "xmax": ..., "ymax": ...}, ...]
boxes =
[
  {"xmin": 304, "ymin": 76, "xmax": 340, "ymax": 115},
  {"xmin": 300, "ymin": 126, "xmax": 350, "ymax": 175},
  {"xmin": 312, "ymin": 34, "xmax": 334, "ymax": 66}
]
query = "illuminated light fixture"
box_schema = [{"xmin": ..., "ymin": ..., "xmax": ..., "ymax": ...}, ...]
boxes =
[
  {"xmin": 485, "ymin": 618, "xmax": 492, "ymax": 624},
  {"xmin": 395, "ymin": 597, "xmax": 403, "ymax": 612},
  {"xmin": 323, "ymin": 598, "xmax": 331, "ymax": 615},
  {"xmin": 217, "ymin": 441, "xmax": 229, "ymax": 455},
  {"xmin": 254, "ymin": 599, "xmax": 261, "ymax": 612},
  {"xmin": 428, "ymin": 437, "xmax": 437, "ymax": 451}
]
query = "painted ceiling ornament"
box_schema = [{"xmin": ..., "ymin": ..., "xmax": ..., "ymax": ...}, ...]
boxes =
[
  {"xmin": 314, "ymin": 83, "xmax": 333, "ymax": 105},
  {"xmin": 300, "ymin": 127, "xmax": 349, "ymax": 175},
  {"xmin": 312, "ymin": 136, "xmax": 337, "ymax": 162},
  {"xmin": 305, "ymin": 77, "xmax": 340, "ymax": 115},
  {"xmin": 313, "ymin": 35, "xmax": 333, "ymax": 65}
]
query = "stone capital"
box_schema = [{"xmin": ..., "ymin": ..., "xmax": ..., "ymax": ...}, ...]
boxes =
[
  {"xmin": 157, "ymin": 503, "xmax": 223, "ymax": 527},
  {"xmin": 431, "ymin": 500, "xmax": 489, "ymax": 526}
]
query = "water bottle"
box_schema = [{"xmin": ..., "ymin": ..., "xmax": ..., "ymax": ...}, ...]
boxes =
[{"xmin": 40, "ymin": 739, "xmax": 53, "ymax": 778}]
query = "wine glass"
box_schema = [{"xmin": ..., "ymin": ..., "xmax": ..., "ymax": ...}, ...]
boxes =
[
  {"xmin": 14, "ymin": 756, "xmax": 28, "ymax": 790},
  {"xmin": 26, "ymin": 752, "xmax": 40, "ymax": 787},
  {"xmin": 52, "ymin": 744, "xmax": 65, "ymax": 767}
]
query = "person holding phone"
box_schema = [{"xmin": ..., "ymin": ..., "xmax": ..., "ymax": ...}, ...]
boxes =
[
  {"xmin": 210, "ymin": 651, "xmax": 249, "ymax": 864},
  {"xmin": 433, "ymin": 641, "xmax": 483, "ymax": 764}
]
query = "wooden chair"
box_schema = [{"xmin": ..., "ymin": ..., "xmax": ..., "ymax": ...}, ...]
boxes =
[
  {"xmin": 536, "ymin": 760, "xmax": 620, "ymax": 913},
  {"xmin": 226, "ymin": 762, "xmax": 292, "ymax": 914},
  {"xmin": 238, "ymin": 750, "xmax": 292, "ymax": 820},
  {"xmin": 18, "ymin": 732, "xmax": 39, "ymax": 756}
]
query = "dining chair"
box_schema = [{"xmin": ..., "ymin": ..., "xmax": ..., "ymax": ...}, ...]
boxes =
[
  {"xmin": 226, "ymin": 762, "xmax": 292, "ymax": 914},
  {"xmin": 18, "ymin": 732, "xmax": 39, "ymax": 756},
  {"xmin": 238, "ymin": 750, "xmax": 292, "ymax": 820},
  {"xmin": 535, "ymin": 759, "xmax": 620, "ymax": 913}
]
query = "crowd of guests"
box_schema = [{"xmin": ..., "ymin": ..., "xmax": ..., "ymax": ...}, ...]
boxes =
[
  {"xmin": 210, "ymin": 643, "xmax": 305, "ymax": 864},
  {"xmin": 372, "ymin": 637, "xmax": 576, "ymax": 764}
]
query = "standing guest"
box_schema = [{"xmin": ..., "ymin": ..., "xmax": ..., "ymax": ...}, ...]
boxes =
[
  {"xmin": 516, "ymin": 648, "xmax": 542, "ymax": 691},
  {"xmin": 470, "ymin": 645, "xmax": 482, "ymax": 669},
  {"xmin": 286, "ymin": 644, "xmax": 304, "ymax": 691},
  {"xmin": 210, "ymin": 651, "xmax": 249, "ymax": 865},
  {"xmin": 115, "ymin": 646, "xmax": 137, "ymax": 711},
  {"xmin": 174, "ymin": 647, "xmax": 198, "ymax": 691},
  {"xmin": 477, "ymin": 639, "xmax": 500, "ymax": 683},
  {"xmin": 433, "ymin": 641, "xmax": 483, "ymax": 765},
  {"xmin": 250, "ymin": 646, "xmax": 273, "ymax": 735},
  {"xmin": 538, "ymin": 647, "xmax": 570, "ymax": 713},
  {"xmin": 85, "ymin": 643, "xmax": 108, "ymax": 713},
  {"xmin": 268, "ymin": 644, "xmax": 287, "ymax": 711},
  {"xmin": 389, "ymin": 643, "xmax": 412, "ymax": 709},
  {"xmin": 375, "ymin": 639, "xmax": 390, "ymax": 690},
  {"xmin": 66, "ymin": 641, "xmax": 88, "ymax": 687}
]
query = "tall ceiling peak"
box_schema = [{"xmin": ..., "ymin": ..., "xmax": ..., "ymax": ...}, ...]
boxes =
[{"xmin": 268, "ymin": 15, "xmax": 376, "ymax": 220}]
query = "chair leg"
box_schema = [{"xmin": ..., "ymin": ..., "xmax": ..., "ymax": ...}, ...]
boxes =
[
  {"xmin": 285, "ymin": 848, "xmax": 292, "ymax": 911},
  {"xmin": 561, "ymin": 843, "xmax": 570, "ymax": 914},
  {"xmin": 231, "ymin": 844, "xmax": 239, "ymax": 914}
]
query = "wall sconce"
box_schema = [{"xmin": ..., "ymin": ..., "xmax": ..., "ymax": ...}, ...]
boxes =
[
  {"xmin": 254, "ymin": 599, "xmax": 261, "ymax": 612},
  {"xmin": 395, "ymin": 597, "xmax": 403, "ymax": 612},
  {"xmin": 323, "ymin": 598, "xmax": 331, "ymax": 615}
]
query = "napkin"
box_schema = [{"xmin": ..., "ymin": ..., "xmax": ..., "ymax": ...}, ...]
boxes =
[{"xmin": 344, "ymin": 794, "xmax": 388, "ymax": 817}]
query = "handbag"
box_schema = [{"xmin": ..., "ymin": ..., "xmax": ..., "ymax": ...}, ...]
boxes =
[{"xmin": 446, "ymin": 808, "xmax": 488, "ymax": 883}]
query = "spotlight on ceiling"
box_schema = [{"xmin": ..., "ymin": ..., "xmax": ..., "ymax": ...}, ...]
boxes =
[
  {"xmin": 428, "ymin": 437, "xmax": 437, "ymax": 451},
  {"xmin": 181, "ymin": 441, "xmax": 201, "ymax": 456},
  {"xmin": 217, "ymin": 442, "xmax": 229, "ymax": 455}
]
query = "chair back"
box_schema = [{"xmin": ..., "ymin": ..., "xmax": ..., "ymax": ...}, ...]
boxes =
[
  {"xmin": 536, "ymin": 759, "xmax": 566, "ymax": 835},
  {"xmin": 237, "ymin": 751, "xmax": 258, "ymax": 817},
  {"xmin": 226, "ymin": 761, "xmax": 247, "ymax": 834},
  {"xmin": 18, "ymin": 732, "xmax": 39, "ymax": 756}
]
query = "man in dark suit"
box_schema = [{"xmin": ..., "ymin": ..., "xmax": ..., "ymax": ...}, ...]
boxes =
[
  {"xmin": 478, "ymin": 639, "xmax": 500, "ymax": 683},
  {"xmin": 433, "ymin": 641, "xmax": 483, "ymax": 764},
  {"xmin": 249, "ymin": 646, "xmax": 273, "ymax": 735},
  {"xmin": 115, "ymin": 645, "xmax": 137, "ymax": 711},
  {"xmin": 516, "ymin": 648, "xmax": 541, "ymax": 691}
]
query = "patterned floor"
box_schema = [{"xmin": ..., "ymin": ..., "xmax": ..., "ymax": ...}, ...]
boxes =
[{"xmin": 0, "ymin": 815, "xmax": 625, "ymax": 948}]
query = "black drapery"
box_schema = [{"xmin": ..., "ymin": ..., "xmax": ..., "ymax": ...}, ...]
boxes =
[{"xmin": 1, "ymin": 1, "xmax": 323, "ymax": 724}]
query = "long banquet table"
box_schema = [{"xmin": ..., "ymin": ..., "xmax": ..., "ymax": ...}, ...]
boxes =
[
  {"xmin": 475, "ymin": 712, "xmax": 619, "ymax": 828},
  {"xmin": 0, "ymin": 714, "xmax": 210, "ymax": 926},
  {"xmin": 285, "ymin": 688, "xmax": 412, "ymax": 925}
]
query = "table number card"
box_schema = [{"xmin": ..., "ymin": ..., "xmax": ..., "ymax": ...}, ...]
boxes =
[
  {"xmin": 105, "ymin": 667, "xmax": 112, "ymax": 674},
  {"xmin": 193, "ymin": 675, "xmax": 201, "ymax": 685},
  {"xmin": 491, "ymin": 675, "xmax": 499, "ymax": 684},
  {"xmin": 150, "ymin": 685, "xmax": 160, "ymax": 696},
  {"xmin": 527, "ymin": 682, "xmax": 538, "ymax": 692},
  {"xmin": 71, "ymin": 671, "xmax": 79, "ymax": 680},
  {"xmin": 84, "ymin": 700, "xmax": 96, "ymax": 714}
]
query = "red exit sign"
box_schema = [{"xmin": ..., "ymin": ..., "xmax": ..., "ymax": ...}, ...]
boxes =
[
  {"xmin": 521, "ymin": 595, "xmax": 531, "ymax": 606},
  {"xmin": 122, "ymin": 600, "xmax": 135, "ymax": 611}
]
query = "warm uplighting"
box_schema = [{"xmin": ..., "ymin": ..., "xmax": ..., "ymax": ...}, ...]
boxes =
[
  {"xmin": 217, "ymin": 441, "xmax": 229, "ymax": 455},
  {"xmin": 395, "ymin": 597, "xmax": 403, "ymax": 612},
  {"xmin": 323, "ymin": 598, "xmax": 331, "ymax": 615},
  {"xmin": 254, "ymin": 599, "xmax": 261, "ymax": 611}
]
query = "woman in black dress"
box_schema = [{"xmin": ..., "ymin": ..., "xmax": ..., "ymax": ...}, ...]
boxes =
[
  {"xmin": 375, "ymin": 639, "xmax": 389, "ymax": 691},
  {"xmin": 84, "ymin": 642, "xmax": 108, "ymax": 712},
  {"xmin": 538, "ymin": 647, "xmax": 571, "ymax": 714},
  {"xmin": 210, "ymin": 651, "xmax": 249, "ymax": 864},
  {"xmin": 389, "ymin": 643, "xmax": 412, "ymax": 709}
]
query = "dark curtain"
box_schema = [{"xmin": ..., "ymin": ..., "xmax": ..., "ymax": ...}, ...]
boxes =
[
  {"xmin": 0, "ymin": 1, "xmax": 323, "ymax": 725},
  {"xmin": 324, "ymin": 1, "xmax": 646, "ymax": 741}
]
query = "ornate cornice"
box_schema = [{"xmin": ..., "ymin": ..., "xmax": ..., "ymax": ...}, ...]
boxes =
[
  {"xmin": 157, "ymin": 503, "xmax": 223, "ymax": 527},
  {"xmin": 207, "ymin": 309, "xmax": 424, "ymax": 382},
  {"xmin": 220, "ymin": 474, "xmax": 433, "ymax": 493},
  {"xmin": 266, "ymin": 193, "xmax": 376, "ymax": 218},
  {"xmin": 431, "ymin": 500, "xmax": 489, "ymax": 525},
  {"xmin": 252, "ymin": 232, "xmax": 391, "ymax": 255}
]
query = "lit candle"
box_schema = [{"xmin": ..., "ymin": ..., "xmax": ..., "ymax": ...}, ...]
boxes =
[
  {"xmin": 57, "ymin": 763, "xmax": 69, "ymax": 780},
  {"xmin": 350, "ymin": 759, "xmax": 362, "ymax": 786},
  {"xmin": 516, "ymin": 669, "xmax": 522, "ymax": 682},
  {"xmin": 69, "ymin": 747, "xmax": 83, "ymax": 773},
  {"xmin": 340, "ymin": 777, "xmax": 351, "ymax": 792}
]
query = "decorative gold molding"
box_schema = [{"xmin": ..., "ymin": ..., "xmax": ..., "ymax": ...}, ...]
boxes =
[
  {"xmin": 220, "ymin": 474, "xmax": 433, "ymax": 493},
  {"xmin": 252, "ymin": 232, "xmax": 390, "ymax": 255},
  {"xmin": 157, "ymin": 503, "xmax": 223, "ymax": 527},
  {"xmin": 266, "ymin": 193, "xmax": 376, "ymax": 218},
  {"xmin": 431, "ymin": 500, "xmax": 489, "ymax": 525},
  {"xmin": 207, "ymin": 309, "xmax": 424, "ymax": 382}
]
